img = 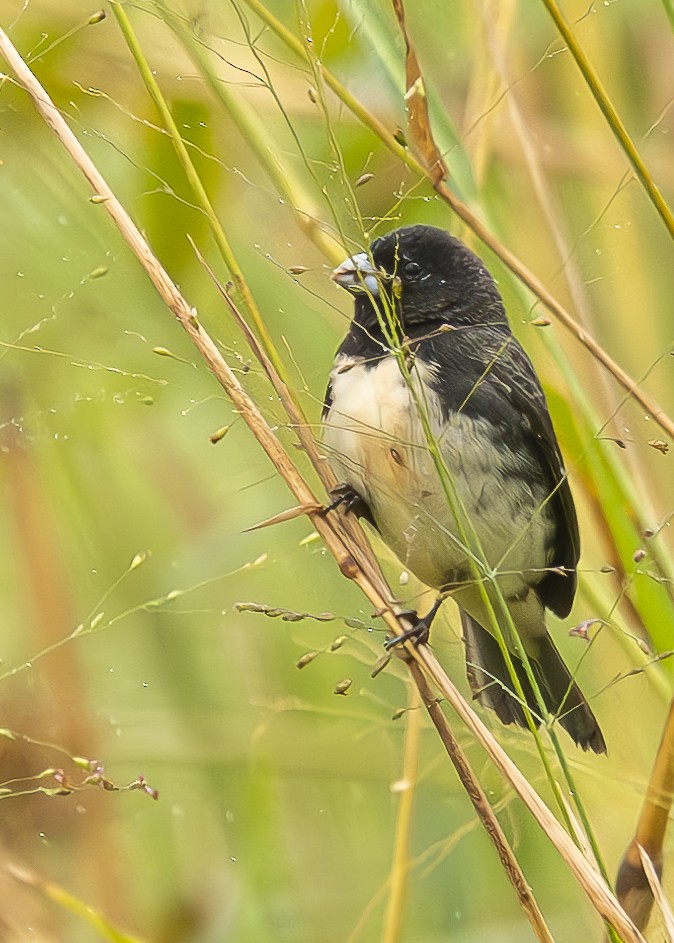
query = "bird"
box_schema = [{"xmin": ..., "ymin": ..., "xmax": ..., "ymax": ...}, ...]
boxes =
[{"xmin": 321, "ymin": 224, "xmax": 605, "ymax": 754}]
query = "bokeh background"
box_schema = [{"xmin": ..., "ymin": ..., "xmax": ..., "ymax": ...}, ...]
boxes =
[{"xmin": 0, "ymin": 0, "xmax": 673, "ymax": 940}]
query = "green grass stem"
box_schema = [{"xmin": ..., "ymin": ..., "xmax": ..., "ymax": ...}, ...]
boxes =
[
  {"xmin": 541, "ymin": 0, "xmax": 674, "ymax": 241},
  {"xmin": 109, "ymin": 0, "xmax": 287, "ymax": 379}
]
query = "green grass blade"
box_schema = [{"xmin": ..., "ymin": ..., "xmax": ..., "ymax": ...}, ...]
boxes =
[{"xmin": 541, "ymin": 0, "xmax": 674, "ymax": 241}]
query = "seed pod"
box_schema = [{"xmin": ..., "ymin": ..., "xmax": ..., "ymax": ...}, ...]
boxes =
[
  {"xmin": 371, "ymin": 653, "xmax": 392, "ymax": 678},
  {"xmin": 296, "ymin": 651, "xmax": 318, "ymax": 669},
  {"xmin": 209, "ymin": 425, "xmax": 230, "ymax": 444},
  {"xmin": 355, "ymin": 173, "xmax": 374, "ymax": 187}
]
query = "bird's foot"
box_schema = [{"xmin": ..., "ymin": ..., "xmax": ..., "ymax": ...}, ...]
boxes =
[
  {"xmin": 384, "ymin": 597, "xmax": 444, "ymax": 650},
  {"xmin": 323, "ymin": 483, "xmax": 369, "ymax": 519}
]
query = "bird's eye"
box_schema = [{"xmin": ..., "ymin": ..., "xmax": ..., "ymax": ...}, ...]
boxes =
[{"xmin": 402, "ymin": 260, "xmax": 422, "ymax": 279}]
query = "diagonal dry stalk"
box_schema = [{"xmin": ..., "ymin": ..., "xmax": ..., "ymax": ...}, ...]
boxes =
[
  {"xmin": 616, "ymin": 696, "xmax": 674, "ymax": 932},
  {"xmin": 0, "ymin": 26, "xmax": 647, "ymax": 943},
  {"xmin": 390, "ymin": 0, "xmax": 447, "ymax": 186},
  {"xmin": 7, "ymin": 860, "xmax": 148, "ymax": 943},
  {"xmin": 636, "ymin": 846, "xmax": 674, "ymax": 941},
  {"xmin": 408, "ymin": 662, "xmax": 555, "ymax": 943}
]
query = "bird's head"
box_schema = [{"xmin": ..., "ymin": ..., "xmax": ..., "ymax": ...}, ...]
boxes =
[{"xmin": 331, "ymin": 225, "xmax": 506, "ymax": 330}]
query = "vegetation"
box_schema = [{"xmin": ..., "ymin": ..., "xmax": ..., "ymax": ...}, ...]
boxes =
[{"xmin": 0, "ymin": 1, "xmax": 672, "ymax": 940}]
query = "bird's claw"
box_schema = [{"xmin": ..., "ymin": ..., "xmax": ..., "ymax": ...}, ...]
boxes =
[
  {"xmin": 385, "ymin": 596, "xmax": 444, "ymax": 650},
  {"xmin": 323, "ymin": 483, "xmax": 369, "ymax": 519}
]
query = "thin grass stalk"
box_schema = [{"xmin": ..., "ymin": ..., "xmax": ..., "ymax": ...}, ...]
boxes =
[
  {"xmin": 108, "ymin": 0, "xmax": 286, "ymax": 379},
  {"xmin": 157, "ymin": 2, "xmax": 345, "ymax": 265},
  {"xmin": 381, "ymin": 683, "xmax": 421, "ymax": 943},
  {"xmin": 477, "ymin": 0, "xmax": 600, "ymax": 331},
  {"xmin": 546, "ymin": 337, "xmax": 674, "ymax": 632},
  {"xmin": 578, "ymin": 572, "xmax": 671, "ymax": 704},
  {"xmin": 0, "ymin": 28, "xmax": 646, "ymax": 942},
  {"xmin": 636, "ymin": 846, "xmax": 674, "ymax": 940},
  {"xmin": 340, "ymin": 0, "xmax": 475, "ymax": 201},
  {"xmin": 291, "ymin": 2, "xmax": 373, "ymax": 256},
  {"xmin": 475, "ymin": 6, "xmax": 674, "ymax": 875},
  {"xmin": 472, "ymin": 0, "xmax": 674, "ymax": 649},
  {"xmin": 616, "ymin": 697, "xmax": 674, "ymax": 931},
  {"xmin": 238, "ymin": 0, "xmax": 674, "ymax": 442},
  {"xmin": 540, "ymin": 0, "xmax": 674, "ymax": 242},
  {"xmin": 384, "ymin": 4, "xmax": 610, "ymax": 879},
  {"xmin": 415, "ymin": 645, "xmax": 643, "ymax": 942},
  {"xmin": 239, "ymin": 0, "xmax": 363, "ymax": 251},
  {"xmin": 464, "ymin": 0, "xmax": 515, "ymax": 189},
  {"xmin": 111, "ymin": 0, "xmax": 355, "ymax": 534},
  {"xmin": 240, "ymin": 0, "xmax": 415, "ymax": 169},
  {"xmin": 7, "ymin": 862, "xmax": 148, "ymax": 943},
  {"xmin": 408, "ymin": 661, "xmax": 556, "ymax": 943}
]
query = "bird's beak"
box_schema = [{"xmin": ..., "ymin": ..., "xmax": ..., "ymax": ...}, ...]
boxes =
[{"xmin": 331, "ymin": 253, "xmax": 381, "ymax": 296}]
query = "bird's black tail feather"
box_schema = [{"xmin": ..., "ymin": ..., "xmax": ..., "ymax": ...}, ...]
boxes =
[{"xmin": 461, "ymin": 611, "xmax": 606, "ymax": 754}]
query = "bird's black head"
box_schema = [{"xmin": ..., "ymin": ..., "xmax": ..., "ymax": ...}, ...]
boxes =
[{"xmin": 332, "ymin": 225, "xmax": 507, "ymax": 332}]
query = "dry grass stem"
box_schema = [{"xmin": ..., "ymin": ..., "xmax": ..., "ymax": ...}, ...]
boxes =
[
  {"xmin": 391, "ymin": 0, "xmax": 448, "ymax": 185},
  {"xmin": 416, "ymin": 646, "xmax": 644, "ymax": 942},
  {"xmin": 381, "ymin": 685, "xmax": 422, "ymax": 943},
  {"xmin": 409, "ymin": 662, "xmax": 555, "ymax": 943},
  {"xmin": 637, "ymin": 846, "xmax": 674, "ymax": 941},
  {"xmin": 617, "ymin": 697, "xmax": 674, "ymax": 930}
]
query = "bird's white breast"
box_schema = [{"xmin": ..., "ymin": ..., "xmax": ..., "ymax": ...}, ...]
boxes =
[{"xmin": 323, "ymin": 353, "xmax": 554, "ymax": 598}]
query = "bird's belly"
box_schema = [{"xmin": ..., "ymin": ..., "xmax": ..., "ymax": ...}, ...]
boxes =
[{"xmin": 323, "ymin": 356, "xmax": 554, "ymax": 595}]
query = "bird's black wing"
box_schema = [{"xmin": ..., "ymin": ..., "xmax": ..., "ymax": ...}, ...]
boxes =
[
  {"xmin": 489, "ymin": 339, "xmax": 580, "ymax": 618},
  {"xmin": 321, "ymin": 379, "xmax": 333, "ymax": 422},
  {"xmin": 420, "ymin": 324, "xmax": 580, "ymax": 618}
]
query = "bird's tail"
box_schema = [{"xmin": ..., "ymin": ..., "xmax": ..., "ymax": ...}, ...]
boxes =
[{"xmin": 461, "ymin": 611, "xmax": 606, "ymax": 754}]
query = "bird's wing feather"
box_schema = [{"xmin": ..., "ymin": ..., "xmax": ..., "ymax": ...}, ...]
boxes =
[{"xmin": 420, "ymin": 325, "xmax": 580, "ymax": 618}]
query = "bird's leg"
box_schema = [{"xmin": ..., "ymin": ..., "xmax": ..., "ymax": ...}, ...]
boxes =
[
  {"xmin": 384, "ymin": 596, "xmax": 444, "ymax": 650},
  {"xmin": 323, "ymin": 483, "xmax": 372, "ymax": 522}
]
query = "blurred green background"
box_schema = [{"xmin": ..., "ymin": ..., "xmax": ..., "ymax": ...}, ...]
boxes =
[{"xmin": 0, "ymin": 0, "xmax": 673, "ymax": 940}]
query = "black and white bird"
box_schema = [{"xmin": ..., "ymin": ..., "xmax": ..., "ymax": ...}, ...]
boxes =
[{"xmin": 322, "ymin": 224, "xmax": 605, "ymax": 754}]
